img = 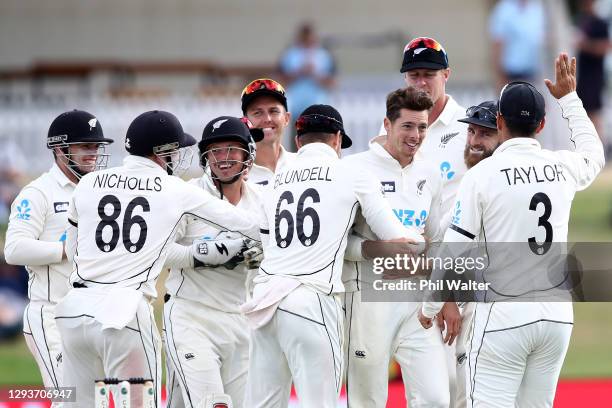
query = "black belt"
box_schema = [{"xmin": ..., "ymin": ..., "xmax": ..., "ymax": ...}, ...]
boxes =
[{"xmin": 72, "ymin": 282, "xmax": 87, "ymax": 288}]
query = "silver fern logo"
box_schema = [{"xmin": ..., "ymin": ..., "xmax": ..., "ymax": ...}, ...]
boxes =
[
  {"xmin": 416, "ymin": 179, "xmax": 426, "ymax": 196},
  {"xmin": 439, "ymin": 132, "xmax": 459, "ymax": 148}
]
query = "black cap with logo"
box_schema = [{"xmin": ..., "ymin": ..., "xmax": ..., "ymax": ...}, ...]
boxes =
[
  {"xmin": 400, "ymin": 37, "xmax": 449, "ymax": 73},
  {"xmin": 125, "ymin": 110, "xmax": 196, "ymax": 156},
  {"xmin": 458, "ymin": 100, "xmax": 499, "ymax": 130},
  {"xmin": 47, "ymin": 109, "xmax": 113, "ymax": 148},
  {"xmin": 296, "ymin": 104, "xmax": 352, "ymax": 149},
  {"xmin": 498, "ymin": 82, "xmax": 545, "ymax": 125},
  {"xmin": 200, "ymin": 116, "xmax": 264, "ymax": 151}
]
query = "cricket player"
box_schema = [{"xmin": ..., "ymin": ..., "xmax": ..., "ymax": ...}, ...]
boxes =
[
  {"xmin": 342, "ymin": 87, "xmax": 450, "ymax": 407},
  {"xmin": 4, "ymin": 110, "xmax": 113, "ymax": 396},
  {"xmin": 419, "ymin": 53, "xmax": 605, "ymax": 407},
  {"xmin": 452, "ymin": 99, "xmax": 502, "ymax": 408},
  {"xmin": 241, "ymin": 78, "xmax": 297, "ymax": 186},
  {"xmin": 163, "ymin": 116, "xmax": 264, "ymax": 408},
  {"xmin": 54, "ymin": 110, "xmax": 260, "ymax": 407},
  {"xmin": 243, "ymin": 104, "xmax": 422, "ymax": 408},
  {"xmin": 382, "ymin": 37, "xmax": 468, "ymax": 215}
]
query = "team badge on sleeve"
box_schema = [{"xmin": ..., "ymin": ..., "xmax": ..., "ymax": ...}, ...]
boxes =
[{"xmin": 16, "ymin": 199, "xmax": 31, "ymax": 220}]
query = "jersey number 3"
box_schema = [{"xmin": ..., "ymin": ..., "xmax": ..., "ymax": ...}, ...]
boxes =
[
  {"xmin": 274, "ymin": 188, "xmax": 321, "ymax": 248},
  {"xmin": 95, "ymin": 194, "xmax": 150, "ymax": 253},
  {"xmin": 528, "ymin": 192, "xmax": 553, "ymax": 255}
]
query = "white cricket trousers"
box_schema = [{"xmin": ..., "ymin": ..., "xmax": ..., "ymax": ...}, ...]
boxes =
[
  {"xmin": 245, "ymin": 285, "xmax": 344, "ymax": 408},
  {"xmin": 23, "ymin": 301, "xmax": 64, "ymax": 407},
  {"xmin": 163, "ymin": 296, "xmax": 249, "ymax": 408},
  {"xmin": 467, "ymin": 305, "xmax": 572, "ymax": 407},
  {"xmin": 56, "ymin": 297, "xmax": 162, "ymax": 407},
  {"xmin": 344, "ymin": 291, "xmax": 450, "ymax": 408}
]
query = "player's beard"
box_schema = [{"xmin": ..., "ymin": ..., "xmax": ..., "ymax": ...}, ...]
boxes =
[{"xmin": 464, "ymin": 144, "xmax": 497, "ymax": 169}]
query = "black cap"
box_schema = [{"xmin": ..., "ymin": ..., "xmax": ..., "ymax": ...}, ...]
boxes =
[
  {"xmin": 47, "ymin": 109, "xmax": 113, "ymax": 148},
  {"xmin": 400, "ymin": 37, "xmax": 449, "ymax": 73},
  {"xmin": 296, "ymin": 104, "xmax": 352, "ymax": 149},
  {"xmin": 240, "ymin": 78, "xmax": 288, "ymax": 114},
  {"xmin": 458, "ymin": 100, "xmax": 499, "ymax": 130},
  {"xmin": 498, "ymin": 81, "xmax": 545, "ymax": 125},
  {"xmin": 200, "ymin": 116, "xmax": 264, "ymax": 152},
  {"xmin": 125, "ymin": 110, "xmax": 196, "ymax": 156}
]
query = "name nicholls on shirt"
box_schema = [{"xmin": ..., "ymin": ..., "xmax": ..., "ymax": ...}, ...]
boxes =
[
  {"xmin": 274, "ymin": 166, "xmax": 332, "ymax": 189},
  {"xmin": 500, "ymin": 164, "xmax": 566, "ymax": 186},
  {"xmin": 93, "ymin": 173, "xmax": 163, "ymax": 192}
]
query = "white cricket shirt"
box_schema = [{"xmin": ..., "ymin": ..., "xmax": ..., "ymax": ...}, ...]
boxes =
[
  {"xmin": 165, "ymin": 175, "xmax": 263, "ymax": 313},
  {"xmin": 257, "ymin": 142, "xmax": 414, "ymax": 295},
  {"xmin": 5, "ymin": 164, "xmax": 74, "ymax": 303},
  {"xmin": 341, "ymin": 138, "xmax": 444, "ymax": 291},
  {"xmin": 422, "ymin": 92, "xmax": 605, "ymax": 329},
  {"xmin": 65, "ymin": 155, "xmax": 260, "ymax": 298},
  {"xmin": 247, "ymin": 145, "xmax": 296, "ymax": 186}
]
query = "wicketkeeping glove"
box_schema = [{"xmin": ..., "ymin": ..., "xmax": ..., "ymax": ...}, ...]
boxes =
[
  {"xmin": 191, "ymin": 234, "xmax": 247, "ymax": 269},
  {"xmin": 242, "ymin": 239, "xmax": 264, "ymax": 269}
]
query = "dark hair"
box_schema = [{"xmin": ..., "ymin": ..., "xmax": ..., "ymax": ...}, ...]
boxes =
[
  {"xmin": 504, "ymin": 119, "xmax": 540, "ymax": 138},
  {"xmin": 298, "ymin": 132, "xmax": 337, "ymax": 147},
  {"xmin": 386, "ymin": 87, "xmax": 433, "ymax": 123}
]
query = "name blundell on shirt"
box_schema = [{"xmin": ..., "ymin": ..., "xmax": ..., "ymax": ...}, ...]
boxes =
[
  {"xmin": 93, "ymin": 173, "xmax": 163, "ymax": 192},
  {"xmin": 274, "ymin": 166, "xmax": 332, "ymax": 189},
  {"xmin": 500, "ymin": 164, "xmax": 567, "ymax": 186}
]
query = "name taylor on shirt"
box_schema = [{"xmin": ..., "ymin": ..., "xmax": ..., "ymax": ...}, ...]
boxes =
[
  {"xmin": 274, "ymin": 166, "xmax": 332, "ymax": 189},
  {"xmin": 500, "ymin": 164, "xmax": 566, "ymax": 186},
  {"xmin": 93, "ymin": 173, "xmax": 163, "ymax": 192}
]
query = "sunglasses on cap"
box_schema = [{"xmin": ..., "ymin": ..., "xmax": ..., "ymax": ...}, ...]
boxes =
[
  {"xmin": 296, "ymin": 114, "xmax": 343, "ymax": 134},
  {"xmin": 241, "ymin": 78, "xmax": 286, "ymax": 98},
  {"xmin": 405, "ymin": 37, "xmax": 445, "ymax": 53},
  {"xmin": 465, "ymin": 105, "xmax": 497, "ymax": 123}
]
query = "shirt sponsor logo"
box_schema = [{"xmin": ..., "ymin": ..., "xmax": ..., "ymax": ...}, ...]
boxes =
[
  {"xmin": 54, "ymin": 201, "xmax": 69, "ymax": 213},
  {"xmin": 256, "ymin": 180, "xmax": 269, "ymax": 186},
  {"xmin": 393, "ymin": 209, "xmax": 428, "ymax": 227},
  {"xmin": 184, "ymin": 353, "xmax": 195, "ymax": 360},
  {"xmin": 451, "ymin": 201, "xmax": 461, "ymax": 225},
  {"xmin": 440, "ymin": 161, "xmax": 455, "ymax": 180},
  {"xmin": 381, "ymin": 181, "xmax": 396, "ymax": 193},
  {"xmin": 355, "ymin": 350, "xmax": 366, "ymax": 359},
  {"xmin": 16, "ymin": 199, "xmax": 31, "ymax": 220}
]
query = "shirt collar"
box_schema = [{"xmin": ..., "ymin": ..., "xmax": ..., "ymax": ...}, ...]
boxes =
[
  {"xmin": 368, "ymin": 135, "xmax": 418, "ymax": 171},
  {"xmin": 123, "ymin": 155, "xmax": 167, "ymax": 174},
  {"xmin": 50, "ymin": 163, "xmax": 76, "ymax": 188},
  {"xmin": 252, "ymin": 145, "xmax": 291, "ymax": 173},
  {"xmin": 493, "ymin": 137, "xmax": 541, "ymax": 156},
  {"xmin": 297, "ymin": 142, "xmax": 339, "ymax": 159},
  {"xmin": 433, "ymin": 95, "xmax": 459, "ymax": 127}
]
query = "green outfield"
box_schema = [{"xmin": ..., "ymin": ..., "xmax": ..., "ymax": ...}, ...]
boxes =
[{"xmin": 0, "ymin": 167, "xmax": 610, "ymax": 385}]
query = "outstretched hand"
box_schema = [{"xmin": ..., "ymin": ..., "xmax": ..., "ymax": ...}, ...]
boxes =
[{"xmin": 544, "ymin": 53, "xmax": 576, "ymax": 99}]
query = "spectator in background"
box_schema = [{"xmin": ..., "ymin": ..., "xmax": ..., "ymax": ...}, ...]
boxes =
[
  {"xmin": 489, "ymin": 0, "xmax": 547, "ymax": 90},
  {"xmin": 576, "ymin": 0, "xmax": 610, "ymax": 148},
  {"xmin": 279, "ymin": 22, "xmax": 337, "ymax": 122}
]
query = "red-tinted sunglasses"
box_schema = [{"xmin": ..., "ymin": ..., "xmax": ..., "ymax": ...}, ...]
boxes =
[
  {"xmin": 241, "ymin": 78, "xmax": 286, "ymax": 98},
  {"xmin": 405, "ymin": 37, "xmax": 444, "ymax": 52}
]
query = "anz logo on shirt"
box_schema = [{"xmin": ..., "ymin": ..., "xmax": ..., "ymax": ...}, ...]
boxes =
[
  {"xmin": 393, "ymin": 208, "xmax": 428, "ymax": 228},
  {"xmin": 440, "ymin": 161, "xmax": 455, "ymax": 180},
  {"xmin": 451, "ymin": 201, "xmax": 462, "ymax": 225},
  {"xmin": 16, "ymin": 199, "xmax": 31, "ymax": 220}
]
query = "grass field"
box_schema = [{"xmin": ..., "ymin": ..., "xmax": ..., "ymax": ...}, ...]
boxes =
[{"xmin": 0, "ymin": 167, "xmax": 610, "ymax": 385}]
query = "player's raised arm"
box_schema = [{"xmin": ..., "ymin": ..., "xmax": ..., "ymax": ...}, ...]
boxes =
[{"xmin": 545, "ymin": 52, "xmax": 605, "ymax": 190}]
